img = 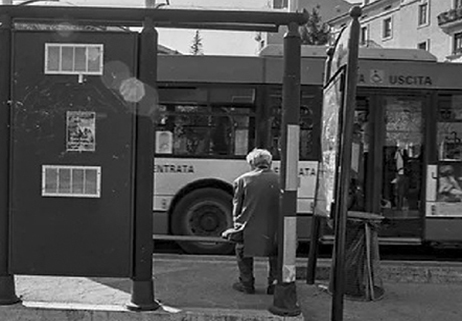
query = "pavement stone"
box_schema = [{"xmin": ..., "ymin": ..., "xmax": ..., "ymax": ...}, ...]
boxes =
[{"xmin": 1, "ymin": 254, "xmax": 461, "ymax": 321}]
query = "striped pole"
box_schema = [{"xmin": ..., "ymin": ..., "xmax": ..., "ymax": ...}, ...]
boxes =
[{"xmin": 269, "ymin": 21, "xmax": 301, "ymax": 317}]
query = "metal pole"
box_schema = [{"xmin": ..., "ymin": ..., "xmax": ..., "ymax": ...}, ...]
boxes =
[
  {"xmin": 269, "ymin": 21, "xmax": 301, "ymax": 317},
  {"xmin": 330, "ymin": 7, "xmax": 362, "ymax": 321},
  {"xmin": 306, "ymin": 46, "xmax": 334, "ymax": 285},
  {"xmin": 306, "ymin": 215, "xmax": 320, "ymax": 284},
  {"xmin": 128, "ymin": 16, "xmax": 160, "ymax": 311},
  {"xmin": 0, "ymin": 13, "xmax": 20, "ymax": 305}
]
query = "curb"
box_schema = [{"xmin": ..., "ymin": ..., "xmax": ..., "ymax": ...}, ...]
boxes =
[
  {"xmin": 295, "ymin": 260, "xmax": 462, "ymax": 283},
  {"xmin": 0, "ymin": 301, "xmax": 304, "ymax": 321}
]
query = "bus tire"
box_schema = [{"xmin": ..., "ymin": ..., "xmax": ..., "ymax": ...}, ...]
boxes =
[{"xmin": 171, "ymin": 188, "xmax": 234, "ymax": 254}]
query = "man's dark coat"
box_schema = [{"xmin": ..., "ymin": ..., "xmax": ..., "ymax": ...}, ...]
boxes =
[{"xmin": 232, "ymin": 167, "xmax": 280, "ymax": 257}]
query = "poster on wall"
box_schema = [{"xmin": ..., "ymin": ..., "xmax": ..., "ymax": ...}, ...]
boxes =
[
  {"xmin": 66, "ymin": 111, "xmax": 96, "ymax": 152},
  {"xmin": 314, "ymin": 73, "xmax": 344, "ymax": 218},
  {"xmin": 435, "ymin": 162, "xmax": 462, "ymax": 216}
]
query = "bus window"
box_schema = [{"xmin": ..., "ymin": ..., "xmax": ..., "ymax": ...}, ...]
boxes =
[
  {"xmin": 436, "ymin": 94, "xmax": 462, "ymax": 214},
  {"xmin": 437, "ymin": 94, "xmax": 462, "ymax": 161},
  {"xmin": 156, "ymin": 86, "xmax": 255, "ymax": 157},
  {"xmin": 269, "ymin": 87, "xmax": 320, "ymax": 160}
]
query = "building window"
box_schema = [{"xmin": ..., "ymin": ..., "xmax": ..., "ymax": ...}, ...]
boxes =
[
  {"xmin": 360, "ymin": 26, "xmax": 368, "ymax": 45},
  {"xmin": 454, "ymin": 32, "xmax": 462, "ymax": 54},
  {"xmin": 418, "ymin": 41, "xmax": 428, "ymax": 51},
  {"xmin": 418, "ymin": 3, "xmax": 429, "ymax": 26},
  {"xmin": 383, "ymin": 17, "xmax": 392, "ymax": 39}
]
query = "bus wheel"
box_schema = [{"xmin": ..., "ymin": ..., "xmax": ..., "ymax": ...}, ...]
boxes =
[{"xmin": 171, "ymin": 188, "xmax": 234, "ymax": 254}]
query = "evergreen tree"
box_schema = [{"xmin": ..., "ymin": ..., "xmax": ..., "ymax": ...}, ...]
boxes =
[
  {"xmin": 190, "ymin": 30, "xmax": 204, "ymax": 55},
  {"xmin": 300, "ymin": 7, "xmax": 330, "ymax": 45}
]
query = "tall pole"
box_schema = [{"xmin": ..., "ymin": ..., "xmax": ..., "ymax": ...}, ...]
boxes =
[
  {"xmin": 330, "ymin": 7, "xmax": 362, "ymax": 321},
  {"xmin": 128, "ymin": 16, "xmax": 160, "ymax": 311},
  {"xmin": 0, "ymin": 13, "xmax": 20, "ymax": 305},
  {"xmin": 269, "ymin": 21, "xmax": 301, "ymax": 317}
]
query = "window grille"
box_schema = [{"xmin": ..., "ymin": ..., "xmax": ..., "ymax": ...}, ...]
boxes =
[
  {"xmin": 45, "ymin": 43, "xmax": 103, "ymax": 75},
  {"xmin": 42, "ymin": 165, "xmax": 101, "ymax": 198}
]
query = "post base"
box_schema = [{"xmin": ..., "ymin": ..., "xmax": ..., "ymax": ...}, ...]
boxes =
[
  {"xmin": 127, "ymin": 279, "xmax": 160, "ymax": 311},
  {"xmin": 268, "ymin": 281, "xmax": 301, "ymax": 317},
  {"xmin": 0, "ymin": 275, "xmax": 20, "ymax": 305}
]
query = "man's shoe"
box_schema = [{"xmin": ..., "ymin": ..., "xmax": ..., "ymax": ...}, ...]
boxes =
[
  {"xmin": 233, "ymin": 282, "xmax": 255, "ymax": 294},
  {"xmin": 266, "ymin": 284, "xmax": 275, "ymax": 295}
]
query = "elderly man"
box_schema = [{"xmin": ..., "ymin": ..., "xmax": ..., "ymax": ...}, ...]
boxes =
[{"xmin": 230, "ymin": 148, "xmax": 280, "ymax": 295}]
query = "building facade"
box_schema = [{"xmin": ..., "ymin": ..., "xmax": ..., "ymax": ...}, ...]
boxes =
[
  {"xmin": 328, "ymin": 0, "xmax": 462, "ymax": 62},
  {"xmin": 258, "ymin": 0, "xmax": 353, "ymax": 52}
]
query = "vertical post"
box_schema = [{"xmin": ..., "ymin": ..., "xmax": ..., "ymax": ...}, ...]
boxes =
[
  {"xmin": 128, "ymin": 17, "xmax": 160, "ymax": 311},
  {"xmin": 305, "ymin": 215, "xmax": 320, "ymax": 284},
  {"xmin": 269, "ymin": 21, "xmax": 301, "ymax": 317},
  {"xmin": 0, "ymin": 14, "xmax": 19, "ymax": 305},
  {"xmin": 306, "ymin": 47, "xmax": 334, "ymax": 285},
  {"xmin": 330, "ymin": 7, "xmax": 361, "ymax": 321}
]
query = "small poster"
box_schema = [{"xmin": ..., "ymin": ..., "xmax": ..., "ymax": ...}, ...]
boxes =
[
  {"xmin": 155, "ymin": 131, "xmax": 173, "ymax": 154},
  {"xmin": 66, "ymin": 111, "xmax": 96, "ymax": 152}
]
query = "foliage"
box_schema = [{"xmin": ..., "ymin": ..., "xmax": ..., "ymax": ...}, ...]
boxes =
[
  {"xmin": 300, "ymin": 7, "xmax": 330, "ymax": 46},
  {"xmin": 190, "ymin": 30, "xmax": 204, "ymax": 55}
]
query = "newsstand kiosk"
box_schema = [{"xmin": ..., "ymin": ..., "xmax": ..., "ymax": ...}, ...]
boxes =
[{"xmin": 0, "ymin": 11, "xmax": 158, "ymax": 310}]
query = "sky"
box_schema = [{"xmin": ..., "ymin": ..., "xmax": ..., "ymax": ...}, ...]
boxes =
[
  {"xmin": 8, "ymin": 0, "xmax": 358, "ymax": 55},
  {"xmin": 27, "ymin": 0, "xmax": 273, "ymax": 55}
]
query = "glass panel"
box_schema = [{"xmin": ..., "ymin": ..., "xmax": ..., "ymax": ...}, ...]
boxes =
[
  {"xmin": 58, "ymin": 168, "xmax": 72, "ymax": 194},
  {"xmin": 74, "ymin": 47, "xmax": 87, "ymax": 72},
  {"xmin": 44, "ymin": 167, "xmax": 58, "ymax": 194},
  {"xmin": 436, "ymin": 94, "xmax": 462, "ymax": 216},
  {"xmin": 381, "ymin": 96, "xmax": 423, "ymax": 229},
  {"xmin": 155, "ymin": 88, "xmax": 255, "ymax": 157},
  {"xmin": 61, "ymin": 46, "xmax": 74, "ymax": 72},
  {"xmin": 72, "ymin": 168, "xmax": 84, "ymax": 194},
  {"xmin": 269, "ymin": 88, "xmax": 319, "ymax": 160},
  {"xmin": 85, "ymin": 168, "xmax": 98, "ymax": 195},
  {"xmin": 46, "ymin": 45, "xmax": 60, "ymax": 72},
  {"xmin": 87, "ymin": 46, "xmax": 102, "ymax": 72}
]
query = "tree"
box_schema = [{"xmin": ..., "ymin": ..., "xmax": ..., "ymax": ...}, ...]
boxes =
[
  {"xmin": 300, "ymin": 7, "xmax": 330, "ymax": 46},
  {"xmin": 190, "ymin": 30, "xmax": 204, "ymax": 55}
]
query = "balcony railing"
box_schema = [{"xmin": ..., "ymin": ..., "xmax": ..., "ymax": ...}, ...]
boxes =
[{"xmin": 438, "ymin": 7, "xmax": 462, "ymax": 27}]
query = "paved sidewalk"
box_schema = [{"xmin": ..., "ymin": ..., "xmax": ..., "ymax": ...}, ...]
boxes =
[{"xmin": 0, "ymin": 254, "xmax": 461, "ymax": 321}]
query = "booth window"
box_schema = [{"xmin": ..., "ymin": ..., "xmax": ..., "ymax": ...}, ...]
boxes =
[
  {"xmin": 42, "ymin": 165, "xmax": 101, "ymax": 198},
  {"xmin": 45, "ymin": 43, "xmax": 104, "ymax": 75}
]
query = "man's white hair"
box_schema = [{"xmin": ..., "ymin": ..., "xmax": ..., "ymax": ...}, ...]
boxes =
[{"xmin": 246, "ymin": 148, "xmax": 272, "ymax": 167}]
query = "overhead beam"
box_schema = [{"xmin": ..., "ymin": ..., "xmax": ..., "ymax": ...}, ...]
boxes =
[{"xmin": 0, "ymin": 5, "xmax": 308, "ymax": 31}]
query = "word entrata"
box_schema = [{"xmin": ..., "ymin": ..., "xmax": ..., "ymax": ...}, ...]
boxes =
[
  {"xmin": 273, "ymin": 167, "xmax": 316, "ymax": 176},
  {"xmin": 155, "ymin": 164, "xmax": 195, "ymax": 173}
]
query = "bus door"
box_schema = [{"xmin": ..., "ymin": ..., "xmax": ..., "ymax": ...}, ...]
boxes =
[{"xmin": 357, "ymin": 93, "xmax": 427, "ymax": 242}]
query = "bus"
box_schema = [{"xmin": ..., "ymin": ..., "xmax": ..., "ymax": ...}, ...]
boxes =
[{"xmin": 153, "ymin": 44, "xmax": 462, "ymax": 254}]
